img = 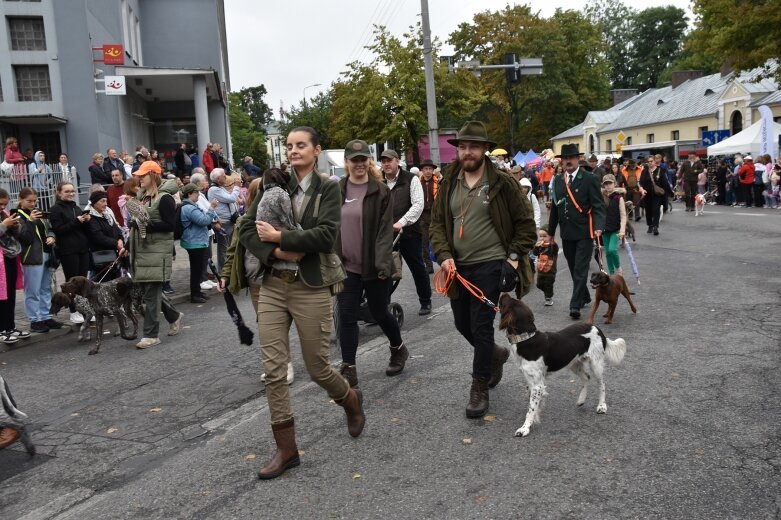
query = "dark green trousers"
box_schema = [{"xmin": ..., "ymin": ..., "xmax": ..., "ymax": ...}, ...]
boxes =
[{"xmin": 562, "ymin": 238, "xmax": 593, "ymax": 311}]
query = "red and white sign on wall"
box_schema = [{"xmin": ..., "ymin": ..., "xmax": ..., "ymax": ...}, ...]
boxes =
[{"xmin": 102, "ymin": 44, "xmax": 125, "ymax": 65}]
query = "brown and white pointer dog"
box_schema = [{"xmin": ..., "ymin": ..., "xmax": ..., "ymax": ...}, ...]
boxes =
[{"xmin": 587, "ymin": 272, "xmax": 637, "ymax": 325}]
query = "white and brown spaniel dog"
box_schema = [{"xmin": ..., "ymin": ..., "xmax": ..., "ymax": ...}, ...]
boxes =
[{"xmin": 498, "ymin": 294, "xmax": 627, "ymax": 437}]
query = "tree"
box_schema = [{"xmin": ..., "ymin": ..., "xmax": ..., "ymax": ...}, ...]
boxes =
[
  {"xmin": 233, "ymin": 85, "xmax": 273, "ymax": 132},
  {"xmin": 630, "ymin": 6, "xmax": 688, "ymax": 89},
  {"xmin": 583, "ymin": 0, "xmax": 636, "ymax": 89},
  {"xmin": 229, "ymin": 92, "xmax": 269, "ymax": 169},
  {"xmin": 449, "ymin": 5, "xmax": 610, "ymax": 151},
  {"xmin": 684, "ymin": 0, "xmax": 780, "ymax": 83},
  {"xmin": 280, "ymin": 90, "xmax": 336, "ymax": 149},
  {"xmin": 329, "ymin": 23, "xmax": 485, "ymax": 162}
]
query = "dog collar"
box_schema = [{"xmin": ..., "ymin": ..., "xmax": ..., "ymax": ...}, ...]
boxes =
[{"xmin": 507, "ymin": 331, "xmax": 536, "ymax": 344}]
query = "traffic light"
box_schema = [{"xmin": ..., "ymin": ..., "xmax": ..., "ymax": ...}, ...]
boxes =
[{"xmin": 504, "ymin": 53, "xmax": 520, "ymax": 84}]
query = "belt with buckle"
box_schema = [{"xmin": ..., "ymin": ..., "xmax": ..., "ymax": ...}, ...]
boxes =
[{"xmin": 271, "ymin": 268, "xmax": 298, "ymax": 283}]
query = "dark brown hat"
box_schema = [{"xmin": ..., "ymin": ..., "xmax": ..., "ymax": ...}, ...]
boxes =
[
  {"xmin": 555, "ymin": 144, "xmax": 583, "ymax": 158},
  {"xmin": 446, "ymin": 121, "xmax": 497, "ymax": 147},
  {"xmin": 419, "ymin": 159, "xmax": 435, "ymax": 168},
  {"xmin": 344, "ymin": 139, "xmax": 372, "ymax": 160},
  {"xmin": 380, "ymin": 149, "xmax": 399, "ymax": 159},
  {"xmin": 588, "ymin": 154, "xmax": 598, "ymax": 162}
]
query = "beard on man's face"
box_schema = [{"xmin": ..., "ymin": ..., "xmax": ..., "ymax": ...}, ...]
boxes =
[{"xmin": 461, "ymin": 153, "xmax": 485, "ymax": 173}]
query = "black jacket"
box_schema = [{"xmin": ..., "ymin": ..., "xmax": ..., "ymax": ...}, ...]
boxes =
[
  {"xmin": 336, "ymin": 176, "xmax": 394, "ymax": 280},
  {"xmin": 16, "ymin": 210, "xmax": 53, "ymax": 265},
  {"xmin": 639, "ymin": 164, "xmax": 672, "ymax": 201},
  {"xmin": 89, "ymin": 164, "xmax": 112, "ymax": 185},
  {"xmin": 49, "ymin": 199, "xmax": 89, "ymax": 255},
  {"xmin": 87, "ymin": 212, "xmax": 122, "ymax": 252},
  {"xmin": 548, "ymin": 169, "xmax": 606, "ymax": 241},
  {"xmin": 102, "ymin": 157, "xmax": 124, "ymax": 176}
]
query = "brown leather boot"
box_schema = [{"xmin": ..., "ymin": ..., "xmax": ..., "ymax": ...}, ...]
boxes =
[
  {"xmin": 257, "ymin": 419, "xmax": 300, "ymax": 480},
  {"xmin": 0, "ymin": 427, "xmax": 21, "ymax": 450},
  {"xmin": 339, "ymin": 362, "xmax": 358, "ymax": 388},
  {"xmin": 337, "ymin": 388, "xmax": 365, "ymax": 437},
  {"xmin": 465, "ymin": 378, "xmax": 489, "ymax": 418},
  {"xmin": 386, "ymin": 343, "xmax": 409, "ymax": 376},
  {"xmin": 488, "ymin": 343, "xmax": 510, "ymax": 388}
]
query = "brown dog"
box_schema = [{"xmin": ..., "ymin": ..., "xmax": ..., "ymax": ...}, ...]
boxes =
[{"xmin": 587, "ymin": 272, "xmax": 637, "ymax": 325}]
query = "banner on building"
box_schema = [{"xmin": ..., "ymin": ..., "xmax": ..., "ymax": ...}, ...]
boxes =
[
  {"xmin": 104, "ymin": 76, "xmax": 126, "ymax": 96},
  {"xmin": 103, "ymin": 44, "xmax": 125, "ymax": 65}
]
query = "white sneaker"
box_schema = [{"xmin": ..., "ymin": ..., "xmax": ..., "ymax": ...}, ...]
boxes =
[
  {"xmin": 70, "ymin": 312, "xmax": 85, "ymax": 324},
  {"xmin": 200, "ymin": 280, "xmax": 215, "ymax": 290},
  {"xmin": 136, "ymin": 337, "xmax": 161, "ymax": 349},
  {"xmin": 261, "ymin": 362, "xmax": 295, "ymax": 385},
  {"xmin": 1, "ymin": 331, "xmax": 19, "ymax": 344},
  {"xmin": 544, "ymin": 298, "xmax": 554, "ymax": 306}
]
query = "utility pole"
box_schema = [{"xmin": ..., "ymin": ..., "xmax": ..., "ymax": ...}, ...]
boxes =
[{"xmin": 420, "ymin": 0, "xmax": 440, "ymax": 165}]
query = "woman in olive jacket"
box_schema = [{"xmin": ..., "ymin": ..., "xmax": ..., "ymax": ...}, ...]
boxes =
[{"xmin": 335, "ymin": 140, "xmax": 406, "ymax": 388}]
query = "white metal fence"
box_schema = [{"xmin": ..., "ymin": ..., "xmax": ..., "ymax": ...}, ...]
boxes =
[{"xmin": 0, "ymin": 163, "xmax": 89, "ymax": 210}]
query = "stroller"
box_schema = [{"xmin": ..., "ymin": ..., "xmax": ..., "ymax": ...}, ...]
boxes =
[{"xmin": 332, "ymin": 232, "xmax": 405, "ymax": 340}]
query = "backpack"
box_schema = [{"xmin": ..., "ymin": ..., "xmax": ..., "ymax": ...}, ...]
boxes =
[{"xmin": 173, "ymin": 203, "xmax": 184, "ymax": 240}]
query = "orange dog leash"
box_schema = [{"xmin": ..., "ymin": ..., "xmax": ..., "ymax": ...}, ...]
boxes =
[{"xmin": 434, "ymin": 267, "xmax": 499, "ymax": 312}]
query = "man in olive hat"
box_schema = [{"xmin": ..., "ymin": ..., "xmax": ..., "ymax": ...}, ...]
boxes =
[
  {"xmin": 548, "ymin": 144, "xmax": 605, "ymax": 319},
  {"xmin": 588, "ymin": 154, "xmax": 606, "ymax": 181},
  {"xmin": 380, "ymin": 148, "xmax": 432, "ymax": 316},
  {"xmin": 429, "ymin": 121, "xmax": 537, "ymax": 418}
]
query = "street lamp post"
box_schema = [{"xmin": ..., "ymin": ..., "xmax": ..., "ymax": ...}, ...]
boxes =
[{"xmin": 302, "ymin": 83, "xmax": 322, "ymax": 108}]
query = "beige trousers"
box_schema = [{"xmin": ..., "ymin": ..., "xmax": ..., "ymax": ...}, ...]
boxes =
[{"xmin": 258, "ymin": 275, "xmax": 349, "ymax": 424}]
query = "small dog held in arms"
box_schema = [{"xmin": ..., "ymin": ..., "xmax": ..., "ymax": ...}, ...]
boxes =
[
  {"xmin": 587, "ymin": 272, "xmax": 638, "ymax": 325},
  {"xmin": 54, "ymin": 276, "xmax": 141, "ymax": 355},
  {"xmin": 498, "ymin": 294, "xmax": 627, "ymax": 437},
  {"xmin": 694, "ymin": 193, "xmax": 706, "ymax": 216},
  {"xmin": 0, "ymin": 375, "xmax": 35, "ymax": 455}
]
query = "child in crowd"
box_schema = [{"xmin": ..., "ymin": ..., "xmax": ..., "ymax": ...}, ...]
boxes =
[{"xmin": 533, "ymin": 224, "xmax": 558, "ymax": 306}]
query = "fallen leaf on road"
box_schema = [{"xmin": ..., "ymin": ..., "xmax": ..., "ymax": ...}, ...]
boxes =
[
  {"xmin": 695, "ymin": 448, "xmax": 705, "ymax": 456},
  {"xmin": 183, "ymin": 326, "xmax": 191, "ymax": 329},
  {"xmin": 409, "ymin": 378, "xmax": 419, "ymax": 384},
  {"xmin": 483, "ymin": 415, "xmax": 496, "ymax": 423},
  {"xmin": 149, "ymin": 407, "xmax": 162, "ymax": 413},
  {"xmin": 329, "ymin": 399, "xmax": 336, "ymax": 405},
  {"xmin": 245, "ymin": 453, "xmax": 256, "ymax": 460},
  {"xmin": 352, "ymin": 473, "xmax": 361, "ymax": 480},
  {"xmin": 604, "ymin": 457, "xmax": 613, "ymax": 464},
  {"xmin": 389, "ymin": 417, "xmax": 400, "ymax": 424},
  {"xmin": 71, "ymin": 412, "xmax": 80, "ymax": 416},
  {"xmin": 671, "ymin": 372, "xmax": 680, "ymax": 379},
  {"xmin": 106, "ymin": 427, "xmax": 118, "ymax": 434},
  {"xmin": 569, "ymin": 379, "xmax": 576, "ymax": 383},
  {"xmin": 202, "ymin": 490, "xmax": 210, "ymax": 496},
  {"xmin": 298, "ymin": 450, "xmax": 305, "ymax": 456},
  {"xmin": 463, "ymin": 437, "xmax": 473, "ymax": 445},
  {"xmin": 474, "ymin": 495, "xmax": 486, "ymax": 503}
]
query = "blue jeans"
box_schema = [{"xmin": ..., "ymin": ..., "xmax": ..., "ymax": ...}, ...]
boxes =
[
  {"xmin": 23, "ymin": 254, "xmax": 53, "ymax": 323},
  {"xmin": 725, "ymin": 187, "xmax": 736, "ymax": 205}
]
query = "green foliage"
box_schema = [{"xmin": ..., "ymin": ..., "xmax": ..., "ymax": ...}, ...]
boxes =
[
  {"xmin": 232, "ymin": 85, "xmax": 273, "ymax": 132},
  {"xmin": 449, "ymin": 5, "xmax": 610, "ymax": 151},
  {"xmin": 583, "ymin": 0, "xmax": 688, "ymax": 90},
  {"xmin": 280, "ymin": 90, "xmax": 336, "ymax": 149},
  {"xmin": 229, "ymin": 91, "xmax": 269, "ymax": 169},
  {"xmin": 329, "ymin": 23, "xmax": 485, "ymax": 161},
  {"xmin": 684, "ymin": 0, "xmax": 781, "ymax": 83}
]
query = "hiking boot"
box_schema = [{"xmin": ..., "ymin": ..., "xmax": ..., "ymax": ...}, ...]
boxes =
[
  {"xmin": 418, "ymin": 303, "xmax": 432, "ymax": 316},
  {"xmin": 336, "ymin": 388, "xmax": 365, "ymax": 437},
  {"xmin": 570, "ymin": 308, "xmax": 581, "ymax": 319},
  {"xmin": 0, "ymin": 427, "xmax": 21, "ymax": 450},
  {"xmin": 488, "ymin": 344, "xmax": 510, "ymax": 388},
  {"xmin": 386, "ymin": 344, "xmax": 409, "ymax": 376},
  {"xmin": 190, "ymin": 295, "xmax": 208, "ymax": 304},
  {"xmin": 136, "ymin": 337, "xmax": 161, "ymax": 349},
  {"xmin": 339, "ymin": 362, "xmax": 358, "ymax": 388},
  {"xmin": 653, "ymin": 226, "xmax": 659, "ymax": 235},
  {"xmin": 257, "ymin": 419, "xmax": 301, "ymax": 480},
  {"xmin": 465, "ymin": 378, "xmax": 489, "ymax": 418}
]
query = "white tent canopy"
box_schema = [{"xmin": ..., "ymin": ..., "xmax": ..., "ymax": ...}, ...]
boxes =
[{"xmin": 707, "ymin": 119, "xmax": 781, "ymax": 157}]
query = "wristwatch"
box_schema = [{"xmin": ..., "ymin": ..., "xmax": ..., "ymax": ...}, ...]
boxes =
[{"xmin": 508, "ymin": 252, "xmax": 519, "ymax": 261}]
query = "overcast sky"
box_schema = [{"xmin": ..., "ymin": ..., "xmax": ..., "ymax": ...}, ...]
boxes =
[{"xmin": 225, "ymin": 0, "xmax": 693, "ymax": 121}]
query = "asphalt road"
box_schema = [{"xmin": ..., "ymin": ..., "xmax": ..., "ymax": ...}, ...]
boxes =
[{"xmin": 1, "ymin": 201, "xmax": 779, "ymax": 519}]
